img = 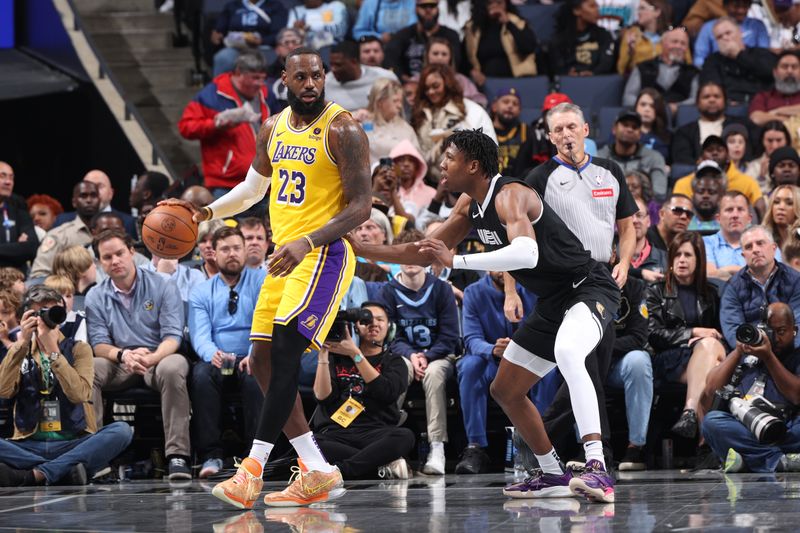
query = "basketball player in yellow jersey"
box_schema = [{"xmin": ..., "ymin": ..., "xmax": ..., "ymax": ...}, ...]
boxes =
[{"xmin": 162, "ymin": 47, "xmax": 371, "ymax": 508}]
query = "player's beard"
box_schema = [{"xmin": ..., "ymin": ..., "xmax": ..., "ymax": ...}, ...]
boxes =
[{"xmin": 287, "ymin": 88, "xmax": 326, "ymax": 117}]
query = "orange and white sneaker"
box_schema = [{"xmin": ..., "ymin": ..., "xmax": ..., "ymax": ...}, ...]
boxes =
[
  {"xmin": 211, "ymin": 457, "xmax": 264, "ymax": 509},
  {"xmin": 263, "ymin": 460, "xmax": 346, "ymax": 507}
]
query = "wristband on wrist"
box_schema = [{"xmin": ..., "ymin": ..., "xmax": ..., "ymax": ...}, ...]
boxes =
[
  {"xmin": 303, "ymin": 234, "xmax": 315, "ymax": 250},
  {"xmin": 202, "ymin": 206, "xmax": 213, "ymax": 221},
  {"xmin": 318, "ymin": 360, "xmax": 330, "ymax": 365},
  {"xmin": 116, "ymin": 349, "xmax": 125, "ymax": 364}
]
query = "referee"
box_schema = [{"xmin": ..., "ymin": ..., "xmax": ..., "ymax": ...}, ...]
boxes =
[{"xmin": 507, "ymin": 102, "xmax": 637, "ymax": 467}]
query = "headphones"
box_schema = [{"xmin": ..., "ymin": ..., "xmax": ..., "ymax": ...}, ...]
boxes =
[{"xmin": 360, "ymin": 301, "xmax": 396, "ymax": 346}]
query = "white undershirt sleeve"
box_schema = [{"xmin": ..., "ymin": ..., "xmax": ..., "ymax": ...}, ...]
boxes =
[
  {"xmin": 205, "ymin": 166, "xmax": 270, "ymax": 219},
  {"xmin": 452, "ymin": 236, "xmax": 539, "ymax": 271}
]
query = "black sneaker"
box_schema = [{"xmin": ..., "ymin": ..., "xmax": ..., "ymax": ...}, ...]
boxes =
[
  {"xmin": 65, "ymin": 463, "xmax": 88, "ymax": 486},
  {"xmin": 168, "ymin": 457, "xmax": 192, "ymax": 481},
  {"xmin": 454, "ymin": 446, "xmax": 490, "ymax": 474},
  {"xmin": 0, "ymin": 463, "xmax": 32, "ymax": 487},
  {"xmin": 692, "ymin": 445, "xmax": 721, "ymax": 471},
  {"xmin": 618, "ymin": 446, "xmax": 646, "ymax": 471},
  {"xmin": 671, "ymin": 409, "xmax": 698, "ymax": 439}
]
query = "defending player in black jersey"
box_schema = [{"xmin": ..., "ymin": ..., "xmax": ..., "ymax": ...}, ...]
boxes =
[{"xmin": 351, "ymin": 129, "xmax": 618, "ymax": 503}]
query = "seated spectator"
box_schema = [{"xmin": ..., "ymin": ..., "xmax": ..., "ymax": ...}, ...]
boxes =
[
  {"xmin": 749, "ymin": 51, "xmax": 800, "ymax": 144},
  {"xmin": 390, "ymin": 139, "xmax": 435, "ymax": 220},
  {"xmin": 0, "ymin": 290, "xmax": 20, "ymax": 359},
  {"xmin": 52, "ymin": 246, "xmax": 96, "ymax": 296},
  {"xmin": 43, "ymin": 275, "xmax": 85, "ymax": 342},
  {"xmin": 178, "ymin": 52, "xmax": 271, "ymax": 197},
  {"xmin": 597, "ymin": 0, "xmax": 639, "ymax": 36},
  {"xmin": 634, "ymin": 88, "xmax": 672, "ymax": 161},
  {"xmin": 436, "ymin": 0, "xmax": 470, "ymax": 38},
  {"xmin": 287, "ymin": 0, "xmax": 348, "ymax": 50},
  {"xmin": 54, "ymin": 170, "xmax": 137, "ymax": 239},
  {"xmin": 90, "ymin": 212, "xmax": 151, "ymax": 278},
  {"xmin": 626, "ymin": 170, "xmax": 661, "ymax": 224},
  {"xmin": 0, "ymin": 268, "xmax": 25, "ymax": 298},
  {"xmin": 385, "ymin": 0, "xmax": 461, "ymax": 82},
  {"xmin": 239, "ymin": 217, "xmax": 270, "ymax": 269},
  {"xmin": 763, "ymin": 184, "xmax": 800, "ymax": 252},
  {"xmin": 694, "ymin": 0, "xmax": 770, "ymax": 68},
  {"xmin": 673, "ymin": 139, "xmax": 766, "ymax": 219},
  {"xmin": 30, "ymin": 182, "xmax": 100, "ymax": 280},
  {"xmin": 363, "ymin": 78, "xmax": 422, "ymax": 167},
  {"xmin": 597, "ymin": 109, "xmax": 668, "ymax": 200},
  {"xmin": 424, "ymin": 36, "xmax": 486, "ymax": 106},
  {"xmin": 550, "ymin": 0, "xmax": 615, "ymax": 76},
  {"xmin": 353, "ymin": 208, "xmax": 397, "ymax": 282},
  {"xmin": 783, "ymin": 222, "xmax": 800, "ymax": 270},
  {"xmin": 745, "ymin": 120, "xmax": 793, "ymax": 191},
  {"xmin": 512, "ymin": 93, "xmax": 573, "ymax": 176},
  {"xmin": 769, "ymin": 146, "xmax": 800, "ymax": 188},
  {"xmin": 747, "ymin": 0, "xmax": 800, "ymax": 52},
  {"xmin": 0, "ymin": 162, "xmax": 38, "ymax": 272},
  {"xmin": 647, "ymin": 232, "xmax": 726, "ymax": 440},
  {"xmin": 326, "ymin": 41, "xmax": 399, "ymax": 112},
  {"xmin": 188, "ymin": 226, "xmax": 265, "ymax": 478},
  {"xmin": 0, "ymin": 286, "xmax": 132, "ymax": 487},
  {"xmin": 681, "ymin": 0, "xmax": 726, "ymax": 37},
  {"xmin": 721, "ymin": 225, "xmax": 800, "ymax": 350},
  {"xmin": 411, "ymin": 64, "xmax": 496, "ymax": 178},
  {"xmin": 353, "ymin": 0, "xmax": 417, "ymax": 42},
  {"xmin": 688, "ymin": 163, "xmax": 726, "ymax": 234},
  {"xmin": 491, "ymin": 88, "xmax": 528, "ymax": 175},
  {"xmin": 312, "ymin": 302, "xmax": 415, "ymax": 479},
  {"xmin": 619, "ymin": 0, "xmax": 693, "ymax": 75},
  {"xmin": 647, "ymin": 193, "xmax": 695, "ymax": 251},
  {"xmin": 264, "ymin": 28, "xmax": 303, "ymax": 111},
  {"xmin": 703, "ymin": 302, "xmax": 800, "ymax": 473},
  {"xmin": 129, "ymin": 171, "xmax": 170, "ymax": 216},
  {"xmin": 455, "ymin": 271, "xmax": 537, "ymax": 474},
  {"xmin": 210, "ymin": 0, "xmax": 289, "ymax": 77},
  {"xmin": 701, "ymin": 18, "xmax": 777, "ymax": 105},
  {"xmin": 622, "ymin": 27, "xmax": 698, "ymax": 114},
  {"xmin": 671, "ymin": 81, "xmax": 754, "ymax": 166},
  {"xmin": 359, "ymin": 36, "xmax": 385, "ymax": 67},
  {"xmin": 26, "ymin": 194, "xmax": 63, "ymax": 241},
  {"xmin": 724, "ymin": 123, "xmax": 754, "ymax": 178},
  {"xmin": 629, "ymin": 196, "xmax": 667, "ymax": 281},
  {"xmin": 379, "ymin": 229, "xmax": 458, "ymax": 475},
  {"xmin": 608, "ymin": 275, "xmax": 652, "ymax": 471},
  {"xmin": 371, "ymin": 161, "xmax": 414, "ymax": 231},
  {"xmin": 193, "ymin": 220, "xmax": 226, "ymax": 279},
  {"xmin": 463, "ymin": 0, "xmax": 537, "ymax": 86},
  {"xmin": 705, "ymin": 191, "xmax": 753, "ymax": 281},
  {"xmin": 87, "ymin": 229, "xmax": 191, "ymax": 481}
]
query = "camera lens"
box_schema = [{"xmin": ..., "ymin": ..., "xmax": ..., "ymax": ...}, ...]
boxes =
[{"xmin": 735, "ymin": 324, "xmax": 762, "ymax": 345}]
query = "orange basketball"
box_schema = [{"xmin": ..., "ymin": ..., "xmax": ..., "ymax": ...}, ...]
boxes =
[{"xmin": 141, "ymin": 205, "xmax": 198, "ymax": 260}]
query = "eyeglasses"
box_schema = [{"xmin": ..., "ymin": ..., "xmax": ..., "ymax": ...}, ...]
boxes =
[
  {"xmin": 228, "ymin": 288, "xmax": 239, "ymax": 315},
  {"xmin": 669, "ymin": 206, "xmax": 695, "ymax": 219}
]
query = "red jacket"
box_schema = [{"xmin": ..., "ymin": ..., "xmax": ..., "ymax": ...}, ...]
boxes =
[{"xmin": 178, "ymin": 73, "xmax": 270, "ymax": 190}]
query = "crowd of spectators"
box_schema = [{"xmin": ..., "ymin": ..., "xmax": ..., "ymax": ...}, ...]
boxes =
[{"xmin": 4, "ymin": 0, "xmax": 800, "ymax": 485}]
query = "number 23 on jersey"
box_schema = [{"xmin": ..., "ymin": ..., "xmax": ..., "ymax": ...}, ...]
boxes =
[{"xmin": 275, "ymin": 169, "xmax": 306, "ymax": 206}]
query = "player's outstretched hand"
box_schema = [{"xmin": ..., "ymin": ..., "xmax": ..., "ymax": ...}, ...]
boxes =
[
  {"xmin": 267, "ymin": 237, "xmax": 312, "ymax": 278},
  {"xmin": 157, "ymin": 198, "xmax": 209, "ymax": 223},
  {"xmin": 417, "ymin": 238, "xmax": 453, "ymax": 268}
]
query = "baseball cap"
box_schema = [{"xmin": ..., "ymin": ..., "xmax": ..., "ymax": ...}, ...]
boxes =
[
  {"xmin": 615, "ymin": 109, "xmax": 642, "ymax": 127},
  {"xmin": 701, "ymin": 134, "xmax": 726, "ymax": 150},
  {"xmin": 769, "ymin": 146, "xmax": 800, "ymax": 175},
  {"xmin": 493, "ymin": 87, "xmax": 521, "ymax": 102},
  {"xmin": 695, "ymin": 159, "xmax": 723, "ymax": 177},
  {"xmin": 542, "ymin": 92, "xmax": 572, "ymax": 112},
  {"xmin": 721, "ymin": 123, "xmax": 749, "ymax": 141}
]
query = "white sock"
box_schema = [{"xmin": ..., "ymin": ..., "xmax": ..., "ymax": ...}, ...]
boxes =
[
  {"xmin": 290, "ymin": 432, "xmax": 336, "ymax": 473},
  {"xmin": 535, "ymin": 448, "xmax": 564, "ymax": 475},
  {"xmin": 584, "ymin": 440, "xmax": 605, "ymax": 468},
  {"xmin": 430, "ymin": 441, "xmax": 444, "ymax": 452},
  {"xmin": 248, "ymin": 439, "xmax": 273, "ymax": 471}
]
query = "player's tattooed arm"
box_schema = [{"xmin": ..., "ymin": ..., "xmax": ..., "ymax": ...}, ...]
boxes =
[
  {"xmin": 251, "ymin": 114, "xmax": 279, "ymax": 177},
  {"xmin": 308, "ymin": 113, "xmax": 373, "ymax": 247}
]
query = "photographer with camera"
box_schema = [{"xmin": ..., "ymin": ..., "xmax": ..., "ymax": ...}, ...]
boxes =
[
  {"xmin": 0, "ymin": 286, "xmax": 132, "ymax": 486},
  {"xmin": 312, "ymin": 302, "xmax": 415, "ymax": 480},
  {"xmin": 703, "ymin": 302, "xmax": 800, "ymax": 473}
]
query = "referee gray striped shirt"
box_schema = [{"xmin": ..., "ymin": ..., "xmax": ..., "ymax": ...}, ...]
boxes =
[{"xmin": 525, "ymin": 156, "xmax": 638, "ymax": 263}]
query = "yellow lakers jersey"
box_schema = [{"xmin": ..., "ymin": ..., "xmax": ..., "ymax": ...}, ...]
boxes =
[{"xmin": 266, "ymin": 102, "xmax": 349, "ymax": 245}]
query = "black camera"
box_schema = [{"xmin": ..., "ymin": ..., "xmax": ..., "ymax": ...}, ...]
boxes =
[
  {"xmin": 729, "ymin": 396, "xmax": 787, "ymax": 444},
  {"xmin": 736, "ymin": 323, "xmax": 773, "ymax": 346},
  {"xmin": 326, "ymin": 307, "xmax": 373, "ymax": 342},
  {"xmin": 37, "ymin": 306, "xmax": 67, "ymax": 329}
]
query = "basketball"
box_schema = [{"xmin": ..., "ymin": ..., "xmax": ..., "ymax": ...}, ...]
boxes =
[{"xmin": 141, "ymin": 204, "xmax": 198, "ymax": 260}]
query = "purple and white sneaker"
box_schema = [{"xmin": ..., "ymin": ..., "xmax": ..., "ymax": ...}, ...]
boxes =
[
  {"xmin": 568, "ymin": 459, "xmax": 615, "ymax": 503},
  {"xmin": 503, "ymin": 468, "xmax": 574, "ymax": 499}
]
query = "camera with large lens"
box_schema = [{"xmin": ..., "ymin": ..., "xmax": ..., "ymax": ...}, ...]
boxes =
[
  {"xmin": 736, "ymin": 323, "xmax": 764, "ymax": 345},
  {"xmin": 729, "ymin": 396, "xmax": 787, "ymax": 444},
  {"xmin": 326, "ymin": 307, "xmax": 373, "ymax": 342},
  {"xmin": 37, "ymin": 306, "xmax": 67, "ymax": 329}
]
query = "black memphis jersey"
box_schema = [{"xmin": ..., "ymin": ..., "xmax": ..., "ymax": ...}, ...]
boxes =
[{"xmin": 468, "ymin": 175, "xmax": 593, "ymax": 297}]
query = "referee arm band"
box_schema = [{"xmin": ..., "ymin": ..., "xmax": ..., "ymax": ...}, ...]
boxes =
[{"xmin": 453, "ymin": 236, "xmax": 539, "ymax": 271}]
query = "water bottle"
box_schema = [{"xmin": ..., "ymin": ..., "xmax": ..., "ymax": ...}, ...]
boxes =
[{"xmin": 418, "ymin": 432, "xmax": 429, "ymax": 470}]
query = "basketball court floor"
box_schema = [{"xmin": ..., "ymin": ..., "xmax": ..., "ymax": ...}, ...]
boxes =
[{"xmin": 1, "ymin": 470, "xmax": 799, "ymax": 531}]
